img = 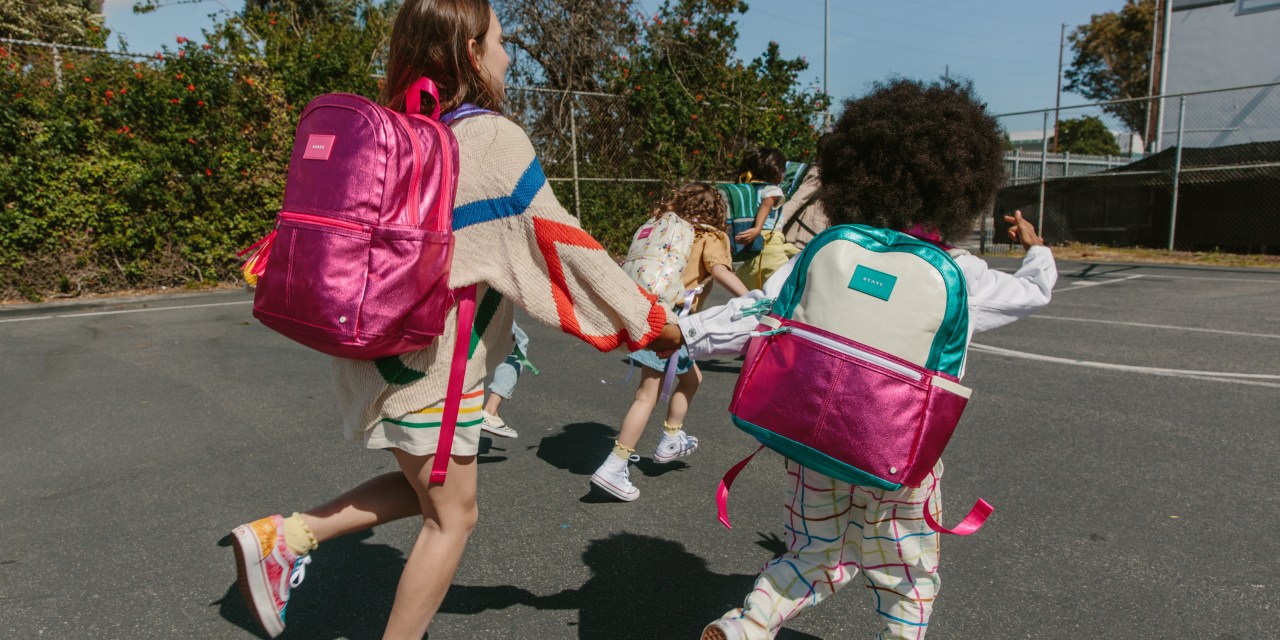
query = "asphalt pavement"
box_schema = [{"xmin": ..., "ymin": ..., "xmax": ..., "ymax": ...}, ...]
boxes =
[{"xmin": 1, "ymin": 256, "xmax": 1277, "ymax": 639}]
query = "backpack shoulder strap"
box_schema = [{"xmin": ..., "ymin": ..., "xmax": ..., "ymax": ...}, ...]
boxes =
[{"xmin": 428, "ymin": 285, "xmax": 478, "ymax": 484}]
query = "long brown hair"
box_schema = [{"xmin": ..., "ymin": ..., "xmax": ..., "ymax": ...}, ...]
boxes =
[
  {"xmin": 380, "ymin": 0, "xmax": 504, "ymax": 114},
  {"xmin": 653, "ymin": 183, "xmax": 725, "ymax": 231}
]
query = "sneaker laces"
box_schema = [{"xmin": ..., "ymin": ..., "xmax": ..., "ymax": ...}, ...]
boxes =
[{"xmin": 289, "ymin": 555, "xmax": 312, "ymax": 588}]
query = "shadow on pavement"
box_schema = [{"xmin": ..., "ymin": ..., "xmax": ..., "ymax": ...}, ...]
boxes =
[
  {"xmin": 216, "ymin": 531, "xmax": 819, "ymax": 640},
  {"xmin": 215, "ymin": 529, "xmax": 400, "ymax": 640},
  {"xmin": 477, "ymin": 436, "xmax": 508, "ymax": 464},
  {"xmin": 439, "ymin": 532, "xmax": 822, "ymax": 640},
  {"xmin": 536, "ymin": 422, "xmax": 617, "ymax": 476},
  {"xmin": 695, "ymin": 359, "xmax": 744, "ymax": 375}
]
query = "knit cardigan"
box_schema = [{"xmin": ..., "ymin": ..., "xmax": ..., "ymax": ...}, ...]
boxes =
[{"xmin": 330, "ymin": 114, "xmax": 671, "ymax": 436}]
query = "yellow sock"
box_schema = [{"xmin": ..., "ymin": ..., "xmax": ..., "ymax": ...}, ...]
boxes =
[
  {"xmin": 611, "ymin": 440, "xmax": 636, "ymax": 460},
  {"xmin": 663, "ymin": 421, "xmax": 683, "ymax": 436},
  {"xmin": 283, "ymin": 512, "xmax": 318, "ymax": 556}
]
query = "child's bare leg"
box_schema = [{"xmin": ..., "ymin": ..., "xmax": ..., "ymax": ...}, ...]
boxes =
[
  {"xmin": 617, "ymin": 368, "xmax": 663, "ymax": 451},
  {"xmin": 664, "ymin": 362, "xmax": 703, "ymax": 428},
  {"xmin": 296, "ymin": 473, "xmax": 421, "ymax": 544},
  {"xmin": 483, "ymin": 392, "xmax": 503, "ymax": 417},
  {"xmin": 382, "ymin": 451, "xmax": 479, "ymax": 640}
]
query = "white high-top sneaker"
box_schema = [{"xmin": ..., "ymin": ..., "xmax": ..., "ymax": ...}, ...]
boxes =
[
  {"xmin": 590, "ymin": 453, "xmax": 640, "ymax": 501},
  {"xmin": 654, "ymin": 430, "xmax": 699, "ymax": 463}
]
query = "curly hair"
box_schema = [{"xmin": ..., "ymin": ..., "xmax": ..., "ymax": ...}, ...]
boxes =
[
  {"xmin": 653, "ymin": 183, "xmax": 725, "ymax": 230},
  {"xmin": 737, "ymin": 147, "xmax": 786, "ymax": 185},
  {"xmin": 816, "ymin": 78, "xmax": 1005, "ymax": 241}
]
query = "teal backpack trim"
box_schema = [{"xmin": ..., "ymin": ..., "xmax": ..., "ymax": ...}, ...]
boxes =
[
  {"xmin": 732, "ymin": 416, "xmax": 902, "ymax": 491},
  {"xmin": 773, "ymin": 224, "xmax": 970, "ymax": 376}
]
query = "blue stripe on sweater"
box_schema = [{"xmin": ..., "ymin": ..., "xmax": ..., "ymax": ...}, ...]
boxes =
[{"xmin": 452, "ymin": 158, "xmax": 547, "ymax": 230}]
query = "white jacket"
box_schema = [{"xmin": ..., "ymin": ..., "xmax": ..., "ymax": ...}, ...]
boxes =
[{"xmin": 678, "ymin": 246, "xmax": 1058, "ymax": 360}]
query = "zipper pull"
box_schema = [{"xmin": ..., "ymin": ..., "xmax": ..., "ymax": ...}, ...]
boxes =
[{"xmin": 750, "ymin": 327, "xmax": 791, "ymax": 338}]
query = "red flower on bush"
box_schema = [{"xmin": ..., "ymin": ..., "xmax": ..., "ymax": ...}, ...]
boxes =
[
  {"xmin": 170, "ymin": 98, "xmax": 180, "ymax": 104},
  {"xmin": 203, "ymin": 44, "xmax": 211, "ymax": 50},
  {"xmin": 83, "ymin": 77, "xmax": 92, "ymax": 83},
  {"xmin": 187, "ymin": 84, "xmax": 195, "ymax": 92},
  {"xmin": 197, "ymin": 100, "xmax": 205, "ymax": 107},
  {"xmin": 205, "ymin": 168, "xmax": 213, "ymax": 176},
  {"xmin": 176, "ymin": 36, "xmax": 188, "ymax": 44},
  {"xmin": 187, "ymin": 138, "xmax": 196, "ymax": 145}
]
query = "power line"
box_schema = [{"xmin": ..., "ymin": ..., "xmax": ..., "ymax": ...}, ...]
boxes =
[
  {"xmin": 793, "ymin": 0, "xmax": 1050, "ymax": 47},
  {"xmin": 892, "ymin": 0, "xmax": 1062, "ymax": 27},
  {"xmin": 750, "ymin": 8, "xmax": 1053, "ymax": 68}
]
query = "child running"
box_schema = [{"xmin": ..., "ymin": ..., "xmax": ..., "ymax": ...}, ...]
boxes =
[
  {"xmin": 681, "ymin": 78, "xmax": 1058, "ymax": 640},
  {"xmin": 732, "ymin": 147, "xmax": 800, "ymax": 289},
  {"xmin": 590, "ymin": 184, "xmax": 749, "ymax": 502},
  {"xmin": 227, "ymin": 2, "xmax": 681, "ymax": 638}
]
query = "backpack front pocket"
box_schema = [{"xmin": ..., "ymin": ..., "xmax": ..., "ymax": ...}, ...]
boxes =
[
  {"xmin": 256, "ymin": 213, "xmax": 372, "ymax": 347},
  {"xmin": 731, "ymin": 320, "xmax": 968, "ymax": 489}
]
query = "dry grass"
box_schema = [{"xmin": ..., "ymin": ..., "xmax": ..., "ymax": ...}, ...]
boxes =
[{"xmin": 984, "ymin": 242, "xmax": 1280, "ymax": 269}]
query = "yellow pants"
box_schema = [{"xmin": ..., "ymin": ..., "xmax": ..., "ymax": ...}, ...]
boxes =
[{"xmin": 735, "ymin": 230, "xmax": 800, "ymax": 290}]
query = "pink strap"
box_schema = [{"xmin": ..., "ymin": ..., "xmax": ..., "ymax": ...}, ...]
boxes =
[
  {"xmin": 429, "ymin": 285, "xmax": 477, "ymax": 484},
  {"xmin": 716, "ymin": 445, "xmax": 766, "ymax": 529},
  {"xmin": 924, "ymin": 493, "xmax": 993, "ymax": 536},
  {"xmin": 404, "ymin": 77, "xmax": 442, "ymax": 120}
]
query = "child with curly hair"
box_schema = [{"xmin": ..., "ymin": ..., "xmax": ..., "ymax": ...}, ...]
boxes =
[
  {"xmin": 686, "ymin": 78, "xmax": 1057, "ymax": 640},
  {"xmin": 590, "ymin": 183, "xmax": 749, "ymax": 501}
]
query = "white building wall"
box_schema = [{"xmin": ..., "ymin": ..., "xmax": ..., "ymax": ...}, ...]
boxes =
[{"xmin": 1160, "ymin": 1, "xmax": 1280, "ymax": 150}]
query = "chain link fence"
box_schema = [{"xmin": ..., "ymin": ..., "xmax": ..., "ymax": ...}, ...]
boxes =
[
  {"xmin": 504, "ymin": 86, "xmax": 662, "ymax": 252},
  {"xmin": 992, "ymin": 83, "xmax": 1280, "ymax": 254}
]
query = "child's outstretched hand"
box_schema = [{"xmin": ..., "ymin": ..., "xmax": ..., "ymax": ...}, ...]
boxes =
[
  {"xmin": 735, "ymin": 227, "xmax": 761, "ymax": 245},
  {"xmin": 1004, "ymin": 210, "xmax": 1044, "ymax": 250}
]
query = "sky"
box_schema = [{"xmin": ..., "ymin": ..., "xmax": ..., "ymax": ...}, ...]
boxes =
[{"xmin": 100, "ymin": 0, "xmax": 1131, "ymax": 118}]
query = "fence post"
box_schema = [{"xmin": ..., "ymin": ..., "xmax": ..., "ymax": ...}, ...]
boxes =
[
  {"xmin": 1168, "ymin": 95, "xmax": 1186, "ymax": 251},
  {"xmin": 569, "ymin": 95, "xmax": 582, "ymax": 220},
  {"xmin": 1037, "ymin": 111, "xmax": 1049, "ymax": 238},
  {"xmin": 1013, "ymin": 154, "xmax": 1021, "ymax": 184},
  {"xmin": 1064, "ymin": 151, "xmax": 1071, "ymax": 177},
  {"xmin": 51, "ymin": 45, "xmax": 63, "ymax": 91}
]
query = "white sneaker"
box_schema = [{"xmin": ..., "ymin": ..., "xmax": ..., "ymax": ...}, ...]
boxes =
[
  {"xmin": 590, "ymin": 454, "xmax": 640, "ymax": 501},
  {"xmin": 700, "ymin": 618, "xmax": 746, "ymax": 640},
  {"xmin": 480, "ymin": 411, "xmax": 518, "ymax": 438},
  {"xmin": 654, "ymin": 430, "xmax": 699, "ymax": 463}
]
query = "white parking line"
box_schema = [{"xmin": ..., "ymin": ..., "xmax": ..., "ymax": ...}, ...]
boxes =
[
  {"xmin": 0, "ymin": 300, "xmax": 251, "ymax": 324},
  {"xmin": 1053, "ymin": 274, "xmax": 1144, "ymax": 293},
  {"xmin": 1029, "ymin": 315, "xmax": 1280, "ymax": 340},
  {"xmin": 969, "ymin": 343, "xmax": 1280, "ymax": 388}
]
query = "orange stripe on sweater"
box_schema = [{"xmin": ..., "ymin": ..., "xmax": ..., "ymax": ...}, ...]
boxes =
[{"xmin": 532, "ymin": 216, "xmax": 666, "ymax": 352}]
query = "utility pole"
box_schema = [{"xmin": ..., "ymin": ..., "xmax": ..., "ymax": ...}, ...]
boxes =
[
  {"xmin": 1053, "ymin": 22, "xmax": 1065, "ymax": 154},
  {"xmin": 823, "ymin": 0, "xmax": 830, "ymax": 131},
  {"xmin": 1156, "ymin": 0, "xmax": 1174, "ymax": 151},
  {"xmin": 1145, "ymin": 0, "xmax": 1164, "ymax": 152}
]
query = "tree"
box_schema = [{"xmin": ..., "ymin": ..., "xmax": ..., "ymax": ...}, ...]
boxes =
[
  {"xmin": 1054, "ymin": 116, "xmax": 1121, "ymax": 156},
  {"xmin": 615, "ymin": 0, "xmax": 824, "ymax": 181},
  {"xmin": 1063, "ymin": 0, "xmax": 1154, "ymax": 134},
  {"xmin": 495, "ymin": 0, "xmax": 639, "ymax": 92},
  {"xmin": 0, "ymin": 0, "xmax": 106, "ymax": 47}
]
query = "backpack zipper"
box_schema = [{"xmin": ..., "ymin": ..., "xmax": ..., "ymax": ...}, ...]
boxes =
[
  {"xmin": 278, "ymin": 211, "xmax": 369, "ymax": 233},
  {"xmin": 391, "ymin": 112, "xmax": 425, "ymax": 227},
  {"xmin": 408, "ymin": 112, "xmax": 455, "ymax": 233},
  {"xmin": 784, "ymin": 326, "xmax": 923, "ymax": 381}
]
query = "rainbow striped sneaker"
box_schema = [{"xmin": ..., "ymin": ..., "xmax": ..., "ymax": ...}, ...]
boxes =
[{"xmin": 231, "ymin": 514, "xmax": 311, "ymax": 638}]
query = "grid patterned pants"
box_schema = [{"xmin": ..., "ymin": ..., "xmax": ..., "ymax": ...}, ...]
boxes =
[{"xmin": 720, "ymin": 458, "xmax": 944, "ymax": 639}]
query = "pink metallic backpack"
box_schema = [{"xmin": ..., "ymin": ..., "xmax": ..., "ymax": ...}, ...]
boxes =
[{"xmin": 241, "ymin": 79, "xmax": 485, "ymax": 483}]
